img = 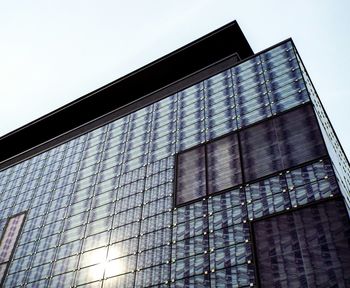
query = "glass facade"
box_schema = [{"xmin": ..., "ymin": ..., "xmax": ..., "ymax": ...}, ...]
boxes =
[
  {"xmin": 0, "ymin": 37, "xmax": 349, "ymax": 288},
  {"xmin": 296, "ymin": 52, "xmax": 350, "ymax": 212}
]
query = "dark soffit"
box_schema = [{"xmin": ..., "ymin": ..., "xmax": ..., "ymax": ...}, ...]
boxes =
[{"xmin": 0, "ymin": 20, "xmax": 253, "ymax": 164}]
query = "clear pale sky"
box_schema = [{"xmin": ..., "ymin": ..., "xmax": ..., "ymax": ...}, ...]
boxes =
[{"xmin": 0, "ymin": 0, "xmax": 349, "ymax": 157}]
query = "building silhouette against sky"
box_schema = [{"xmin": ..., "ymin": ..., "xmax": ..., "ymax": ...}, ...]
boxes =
[{"xmin": 0, "ymin": 21, "xmax": 349, "ymax": 287}]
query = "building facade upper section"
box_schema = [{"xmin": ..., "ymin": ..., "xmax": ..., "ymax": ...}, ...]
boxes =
[
  {"xmin": 0, "ymin": 21, "xmax": 253, "ymax": 168},
  {"xmin": 0, "ymin": 39, "xmax": 312, "ymax": 197}
]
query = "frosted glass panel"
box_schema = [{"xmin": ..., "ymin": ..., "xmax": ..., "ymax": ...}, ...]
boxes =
[
  {"xmin": 176, "ymin": 146, "xmax": 206, "ymax": 205},
  {"xmin": 207, "ymin": 133, "xmax": 242, "ymax": 194}
]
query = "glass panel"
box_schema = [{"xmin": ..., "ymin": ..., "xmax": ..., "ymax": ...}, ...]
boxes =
[
  {"xmin": 274, "ymin": 104, "xmax": 327, "ymax": 168},
  {"xmin": 171, "ymin": 274, "xmax": 210, "ymax": 287},
  {"xmin": 176, "ymin": 146, "xmax": 206, "ymax": 205},
  {"xmin": 241, "ymin": 105, "xmax": 326, "ymax": 182},
  {"xmin": 134, "ymin": 263, "xmax": 169, "ymax": 287},
  {"xmin": 240, "ymin": 120, "xmax": 282, "ymax": 182},
  {"xmin": 207, "ymin": 133, "xmax": 242, "ymax": 194},
  {"xmin": 171, "ymin": 253, "xmax": 209, "ymax": 280},
  {"xmin": 211, "ymin": 264, "xmax": 255, "ymax": 287}
]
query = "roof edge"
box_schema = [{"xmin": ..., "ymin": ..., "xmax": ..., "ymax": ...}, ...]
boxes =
[{"xmin": 0, "ymin": 20, "xmax": 253, "ymax": 164}]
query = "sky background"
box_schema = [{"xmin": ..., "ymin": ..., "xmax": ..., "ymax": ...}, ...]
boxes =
[{"xmin": 0, "ymin": 0, "xmax": 349, "ymax": 157}]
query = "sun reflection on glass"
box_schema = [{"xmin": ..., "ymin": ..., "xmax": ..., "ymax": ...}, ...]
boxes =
[{"xmin": 86, "ymin": 245, "xmax": 125, "ymax": 281}]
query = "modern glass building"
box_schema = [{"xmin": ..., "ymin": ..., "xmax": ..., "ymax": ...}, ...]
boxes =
[{"xmin": 0, "ymin": 21, "xmax": 349, "ymax": 287}]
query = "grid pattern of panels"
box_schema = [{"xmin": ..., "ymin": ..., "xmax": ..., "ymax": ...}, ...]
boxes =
[
  {"xmin": 254, "ymin": 199, "xmax": 350, "ymax": 287},
  {"xmin": 0, "ymin": 40, "xmax": 320, "ymax": 287}
]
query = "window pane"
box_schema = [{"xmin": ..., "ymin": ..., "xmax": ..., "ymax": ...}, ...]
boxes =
[
  {"xmin": 240, "ymin": 105, "xmax": 326, "ymax": 183},
  {"xmin": 176, "ymin": 146, "xmax": 206, "ymax": 205},
  {"xmin": 240, "ymin": 120, "xmax": 283, "ymax": 182},
  {"xmin": 253, "ymin": 199, "xmax": 350, "ymax": 287},
  {"xmin": 207, "ymin": 133, "xmax": 242, "ymax": 194},
  {"xmin": 275, "ymin": 105, "xmax": 327, "ymax": 167}
]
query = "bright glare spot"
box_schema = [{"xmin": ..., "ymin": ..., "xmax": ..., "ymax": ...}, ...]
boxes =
[
  {"xmin": 86, "ymin": 246, "xmax": 125, "ymax": 280},
  {"xmin": 105, "ymin": 258, "xmax": 125, "ymax": 278},
  {"xmin": 108, "ymin": 244, "xmax": 122, "ymax": 260}
]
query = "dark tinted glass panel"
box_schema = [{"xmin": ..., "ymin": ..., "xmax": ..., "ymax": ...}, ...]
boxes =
[
  {"xmin": 240, "ymin": 120, "xmax": 282, "ymax": 182},
  {"xmin": 241, "ymin": 105, "xmax": 326, "ymax": 182},
  {"xmin": 176, "ymin": 146, "xmax": 206, "ymax": 205},
  {"xmin": 207, "ymin": 134, "xmax": 242, "ymax": 194},
  {"xmin": 275, "ymin": 105, "xmax": 327, "ymax": 168},
  {"xmin": 254, "ymin": 199, "xmax": 350, "ymax": 287}
]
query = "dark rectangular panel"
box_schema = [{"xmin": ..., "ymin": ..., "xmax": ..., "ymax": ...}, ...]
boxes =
[
  {"xmin": 240, "ymin": 121, "xmax": 283, "ymax": 182},
  {"xmin": 274, "ymin": 105, "xmax": 327, "ymax": 168},
  {"xmin": 240, "ymin": 105, "xmax": 327, "ymax": 183},
  {"xmin": 176, "ymin": 146, "xmax": 206, "ymax": 205},
  {"xmin": 207, "ymin": 133, "xmax": 242, "ymax": 194},
  {"xmin": 253, "ymin": 199, "xmax": 350, "ymax": 287}
]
